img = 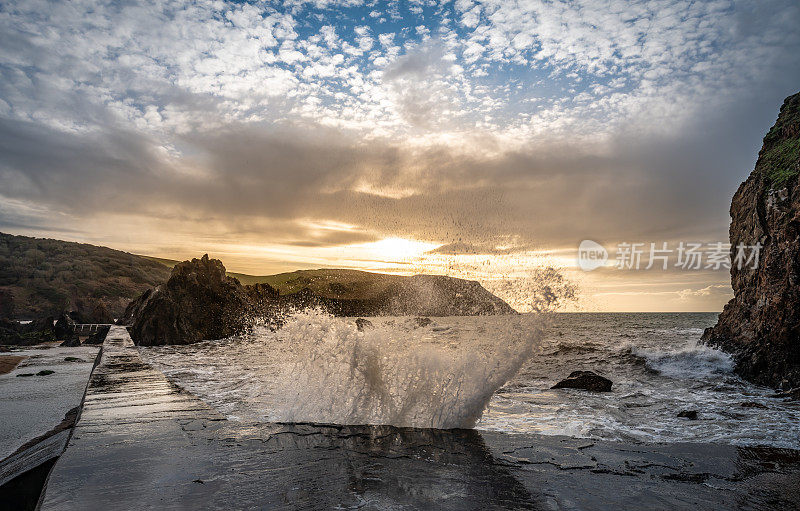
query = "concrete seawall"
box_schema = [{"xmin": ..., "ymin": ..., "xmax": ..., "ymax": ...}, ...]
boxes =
[{"xmin": 39, "ymin": 326, "xmax": 800, "ymax": 510}]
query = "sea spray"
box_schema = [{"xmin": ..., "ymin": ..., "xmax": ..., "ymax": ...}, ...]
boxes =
[
  {"xmin": 138, "ymin": 267, "xmax": 575, "ymax": 429},
  {"xmin": 272, "ymin": 310, "xmax": 546, "ymax": 428}
]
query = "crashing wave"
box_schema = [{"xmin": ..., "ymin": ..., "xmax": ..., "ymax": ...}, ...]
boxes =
[{"xmin": 272, "ymin": 310, "xmax": 545, "ymax": 429}]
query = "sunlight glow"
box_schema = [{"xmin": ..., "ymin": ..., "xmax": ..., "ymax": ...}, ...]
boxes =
[{"xmin": 361, "ymin": 237, "xmax": 442, "ymax": 260}]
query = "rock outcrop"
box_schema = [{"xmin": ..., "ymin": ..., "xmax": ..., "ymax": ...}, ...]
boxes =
[
  {"xmin": 123, "ymin": 255, "xmax": 253, "ymax": 346},
  {"xmin": 0, "ymin": 317, "xmax": 57, "ymax": 345},
  {"xmin": 551, "ymin": 371, "xmax": 613, "ymax": 392},
  {"xmin": 702, "ymin": 91, "xmax": 800, "ymax": 389}
]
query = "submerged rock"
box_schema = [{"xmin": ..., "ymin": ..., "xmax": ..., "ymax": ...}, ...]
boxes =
[
  {"xmin": 123, "ymin": 255, "xmax": 252, "ymax": 346},
  {"xmin": 739, "ymin": 401, "xmax": 768, "ymax": 409},
  {"xmin": 412, "ymin": 317, "xmax": 432, "ymax": 328},
  {"xmin": 17, "ymin": 370, "xmax": 56, "ymax": 377},
  {"xmin": 551, "ymin": 371, "xmax": 613, "ymax": 392},
  {"xmin": 677, "ymin": 410, "xmax": 698, "ymax": 420},
  {"xmin": 355, "ymin": 318, "xmax": 373, "ymax": 331},
  {"xmin": 702, "ymin": 91, "xmax": 800, "ymax": 389}
]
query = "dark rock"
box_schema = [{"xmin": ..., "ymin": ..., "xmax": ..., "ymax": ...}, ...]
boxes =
[
  {"xmin": 551, "ymin": 371, "xmax": 613, "ymax": 392},
  {"xmin": 0, "ymin": 319, "xmax": 24, "ymax": 345},
  {"xmin": 0, "ymin": 316, "xmax": 56, "ymax": 345},
  {"xmin": 54, "ymin": 314, "xmax": 76, "ymax": 340},
  {"xmin": 59, "ymin": 334, "xmax": 81, "ymax": 347},
  {"xmin": 770, "ymin": 388, "xmax": 800, "ymax": 400},
  {"xmin": 84, "ymin": 326, "xmax": 110, "ymax": 345},
  {"xmin": 69, "ymin": 301, "xmax": 114, "ymax": 324},
  {"xmin": 739, "ymin": 401, "xmax": 768, "ymax": 409},
  {"xmin": 355, "ymin": 318, "xmax": 373, "ymax": 331},
  {"xmin": 412, "ymin": 317, "xmax": 432, "ymax": 328},
  {"xmin": 22, "ymin": 316, "xmax": 55, "ymax": 335},
  {"xmin": 677, "ymin": 410, "xmax": 698, "ymax": 420},
  {"xmin": 124, "ymin": 255, "xmax": 253, "ymax": 346},
  {"xmin": 64, "ymin": 357, "xmax": 85, "ymax": 362},
  {"xmin": 247, "ymin": 282, "xmax": 280, "ymax": 308},
  {"xmin": 16, "ymin": 370, "xmax": 56, "ymax": 377},
  {"xmin": 702, "ymin": 91, "xmax": 800, "ymax": 389}
]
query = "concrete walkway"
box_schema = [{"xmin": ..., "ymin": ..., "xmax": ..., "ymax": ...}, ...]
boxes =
[
  {"xmin": 40, "ymin": 326, "xmax": 224, "ymax": 509},
  {"xmin": 40, "ymin": 326, "xmax": 800, "ymax": 510}
]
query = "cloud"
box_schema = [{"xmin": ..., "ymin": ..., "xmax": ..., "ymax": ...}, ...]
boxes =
[
  {"xmin": 0, "ymin": 95, "xmax": 779, "ymax": 257},
  {"xmin": 0, "ymin": 0, "xmax": 798, "ymax": 281}
]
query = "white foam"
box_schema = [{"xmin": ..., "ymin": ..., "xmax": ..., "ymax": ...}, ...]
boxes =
[{"xmin": 631, "ymin": 341, "xmax": 733, "ymax": 378}]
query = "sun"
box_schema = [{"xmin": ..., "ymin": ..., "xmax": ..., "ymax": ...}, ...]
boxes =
[{"xmin": 366, "ymin": 237, "xmax": 441, "ymax": 260}]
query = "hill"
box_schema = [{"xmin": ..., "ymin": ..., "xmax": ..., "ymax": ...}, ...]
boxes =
[
  {"xmin": 142, "ymin": 263, "xmax": 517, "ymax": 315},
  {"xmin": 0, "ymin": 232, "xmax": 172, "ymax": 319},
  {"xmin": 0, "ymin": 232, "xmax": 516, "ymax": 322}
]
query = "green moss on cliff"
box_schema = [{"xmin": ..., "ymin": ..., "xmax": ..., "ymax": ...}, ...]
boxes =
[
  {"xmin": 760, "ymin": 91, "xmax": 800, "ymax": 187},
  {"xmin": 762, "ymin": 137, "xmax": 800, "ymax": 187}
]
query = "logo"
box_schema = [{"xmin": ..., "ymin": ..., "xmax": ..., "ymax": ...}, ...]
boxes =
[{"xmin": 578, "ymin": 240, "xmax": 608, "ymax": 271}]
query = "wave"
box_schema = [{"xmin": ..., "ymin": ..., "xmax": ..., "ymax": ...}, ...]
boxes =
[
  {"xmin": 270, "ymin": 310, "xmax": 545, "ymax": 429},
  {"xmin": 627, "ymin": 341, "xmax": 733, "ymax": 378}
]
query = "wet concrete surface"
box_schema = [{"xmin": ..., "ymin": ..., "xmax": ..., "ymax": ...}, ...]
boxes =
[
  {"xmin": 0, "ymin": 345, "xmax": 100, "ymax": 484},
  {"xmin": 41, "ymin": 327, "xmax": 800, "ymax": 510}
]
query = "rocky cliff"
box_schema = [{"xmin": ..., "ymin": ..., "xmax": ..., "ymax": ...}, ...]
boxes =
[{"xmin": 702, "ymin": 91, "xmax": 800, "ymax": 389}]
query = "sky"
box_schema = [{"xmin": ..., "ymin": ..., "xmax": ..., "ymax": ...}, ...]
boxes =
[{"xmin": 1, "ymin": 0, "xmax": 799, "ymax": 312}]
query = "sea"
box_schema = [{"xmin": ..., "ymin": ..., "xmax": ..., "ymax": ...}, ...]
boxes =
[{"xmin": 139, "ymin": 311, "xmax": 800, "ymax": 449}]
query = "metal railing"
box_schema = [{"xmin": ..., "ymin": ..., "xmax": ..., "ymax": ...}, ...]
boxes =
[{"xmin": 73, "ymin": 323, "xmax": 113, "ymax": 333}]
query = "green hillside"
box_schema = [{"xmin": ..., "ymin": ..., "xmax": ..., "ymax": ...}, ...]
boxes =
[
  {"xmin": 253, "ymin": 269, "xmax": 407, "ymax": 299},
  {"xmin": 0, "ymin": 232, "xmax": 172, "ymax": 319}
]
